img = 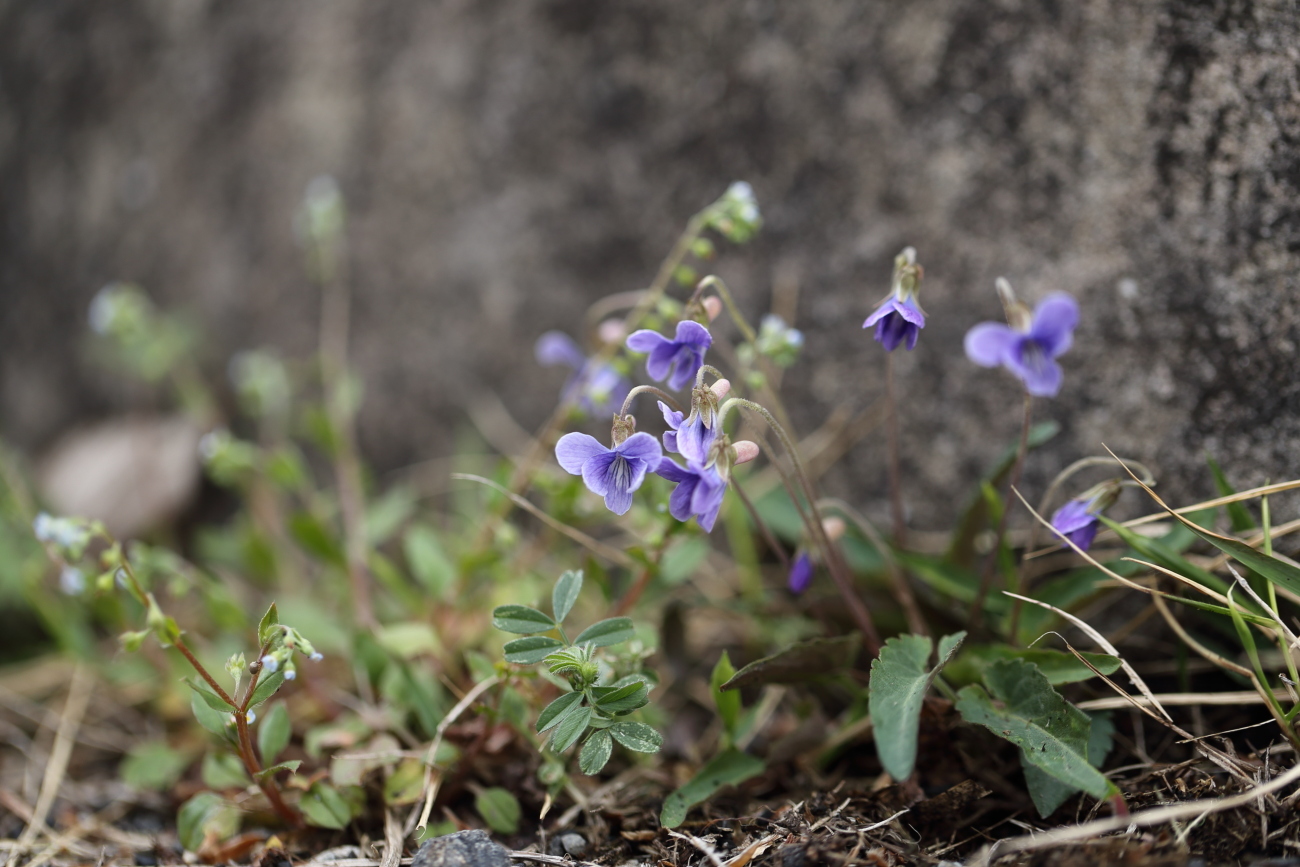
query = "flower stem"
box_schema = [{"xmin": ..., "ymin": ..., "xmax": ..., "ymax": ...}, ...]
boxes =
[
  {"xmin": 721, "ymin": 398, "xmax": 880, "ymax": 653},
  {"xmin": 475, "ymin": 211, "xmax": 710, "ymax": 551},
  {"xmin": 885, "ymin": 352, "xmax": 906, "ymax": 546},
  {"xmin": 619, "ymin": 385, "xmax": 683, "ymax": 418},
  {"xmin": 969, "ymin": 391, "xmax": 1033, "ymax": 631},
  {"xmin": 315, "ymin": 236, "xmax": 375, "ymax": 629},
  {"xmin": 691, "ymin": 275, "xmax": 757, "ymax": 345}
]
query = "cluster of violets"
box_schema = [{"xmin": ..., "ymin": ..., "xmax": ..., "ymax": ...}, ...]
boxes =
[
  {"xmin": 864, "ymin": 252, "xmax": 1116, "ymax": 552},
  {"xmin": 554, "ymin": 319, "xmax": 758, "ymax": 533},
  {"xmin": 545, "ymin": 245, "xmax": 1112, "ymax": 597}
]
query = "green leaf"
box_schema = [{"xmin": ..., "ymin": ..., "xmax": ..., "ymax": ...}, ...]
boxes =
[
  {"xmin": 258, "ymin": 603, "xmax": 280, "ymax": 645},
  {"xmin": 591, "ymin": 682, "xmax": 649, "ymax": 714},
  {"xmin": 376, "ymin": 622, "xmax": 440, "ymax": 659},
  {"xmin": 492, "ymin": 604, "xmax": 556, "ymax": 635},
  {"xmin": 720, "ymin": 634, "xmax": 860, "ymax": 691},
  {"xmin": 474, "ymin": 787, "xmax": 521, "ymax": 835},
  {"xmin": 177, "ymin": 792, "xmax": 240, "ymax": 853},
  {"xmin": 504, "ymin": 636, "xmax": 565, "ymax": 664},
  {"xmin": 537, "ymin": 691, "xmax": 583, "ymax": 733},
  {"xmin": 403, "ymin": 525, "xmax": 456, "ymax": 598},
  {"xmin": 956, "ymin": 659, "xmax": 1111, "ymax": 801},
  {"xmin": 947, "ymin": 421, "xmax": 1059, "ymax": 566},
  {"xmin": 384, "ymin": 758, "xmax": 426, "ymax": 806},
  {"xmin": 552, "ymin": 570, "xmax": 583, "ymax": 624},
  {"xmin": 301, "ymin": 781, "xmax": 355, "ymax": 829},
  {"xmin": 549, "ymin": 703, "xmax": 593, "ymax": 753},
  {"xmin": 660, "ymin": 749, "xmax": 765, "ymax": 829},
  {"xmin": 868, "ymin": 631, "xmax": 965, "ymax": 781},
  {"xmin": 660, "ymin": 537, "xmax": 711, "ymax": 585},
  {"xmin": 1100, "ymin": 517, "xmax": 1233, "ymax": 599},
  {"xmin": 201, "ymin": 750, "xmax": 249, "ymax": 788},
  {"xmin": 120, "ymin": 741, "xmax": 190, "ymax": 791},
  {"xmin": 254, "ymin": 760, "xmax": 301, "ymax": 782},
  {"xmin": 955, "ymin": 644, "xmax": 1122, "ymax": 686},
  {"xmin": 711, "ymin": 651, "xmax": 741, "ymax": 741},
  {"xmin": 190, "ymin": 687, "xmax": 232, "ymax": 737},
  {"xmin": 1023, "ymin": 712, "xmax": 1115, "ymax": 817},
  {"xmin": 1120, "ymin": 472, "xmax": 1300, "ymax": 598},
  {"xmin": 258, "ymin": 702, "xmax": 292, "ymax": 764},
  {"xmin": 188, "ymin": 680, "xmax": 236, "ymax": 713},
  {"xmin": 610, "ymin": 721, "xmax": 662, "ymax": 753},
  {"xmin": 573, "ymin": 617, "xmax": 635, "ymax": 648},
  {"xmin": 249, "ymin": 671, "xmax": 286, "ymax": 708},
  {"xmin": 579, "ymin": 730, "xmax": 614, "ymax": 775},
  {"xmin": 1207, "ymin": 455, "xmax": 1256, "ymax": 532},
  {"xmin": 365, "ymin": 485, "xmax": 416, "ymax": 545},
  {"xmin": 289, "ymin": 512, "xmax": 346, "ymax": 567}
]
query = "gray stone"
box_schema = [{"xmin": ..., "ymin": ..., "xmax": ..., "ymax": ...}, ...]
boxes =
[
  {"xmin": 547, "ymin": 833, "xmax": 588, "ymax": 858},
  {"xmin": 412, "ymin": 830, "xmax": 511, "ymax": 867},
  {"xmin": 3, "ymin": 2, "xmax": 1298, "ymax": 525}
]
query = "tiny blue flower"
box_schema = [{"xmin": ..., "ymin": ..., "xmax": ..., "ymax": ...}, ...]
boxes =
[
  {"xmin": 309, "ymin": 651, "xmax": 324, "ymax": 662},
  {"xmin": 535, "ymin": 331, "xmax": 630, "ymax": 416},
  {"xmin": 654, "ymin": 457, "xmax": 727, "ymax": 532},
  {"xmin": 260, "ymin": 654, "xmax": 278, "ymax": 672},
  {"xmin": 284, "ymin": 667, "xmax": 296, "ymax": 681},
  {"xmin": 625, "ymin": 321, "xmax": 712, "ymax": 391},
  {"xmin": 59, "ymin": 566, "xmax": 86, "ymax": 596},
  {"xmin": 965, "ymin": 291, "xmax": 1079, "ymax": 397},
  {"xmin": 787, "ymin": 552, "xmax": 815, "ymax": 594},
  {"xmin": 555, "ymin": 431, "xmax": 664, "ymax": 515}
]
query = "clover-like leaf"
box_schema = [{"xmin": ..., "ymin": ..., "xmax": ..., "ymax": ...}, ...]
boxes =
[
  {"xmin": 492, "ymin": 604, "xmax": 556, "ymax": 635},
  {"xmin": 579, "ymin": 730, "xmax": 613, "ymax": 775},
  {"xmin": 573, "ymin": 617, "xmax": 634, "ymax": 647},
  {"xmin": 610, "ymin": 721, "xmax": 662, "ymax": 753},
  {"xmin": 504, "ymin": 636, "xmax": 564, "ymax": 665},
  {"xmin": 552, "ymin": 570, "xmax": 583, "ymax": 624},
  {"xmin": 549, "ymin": 703, "xmax": 593, "ymax": 753},
  {"xmin": 536, "ymin": 691, "xmax": 583, "ymax": 733}
]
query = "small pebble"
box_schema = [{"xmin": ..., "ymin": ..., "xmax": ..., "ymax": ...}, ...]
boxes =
[
  {"xmin": 546, "ymin": 833, "xmax": 587, "ymax": 857},
  {"xmin": 412, "ymin": 830, "xmax": 511, "ymax": 867}
]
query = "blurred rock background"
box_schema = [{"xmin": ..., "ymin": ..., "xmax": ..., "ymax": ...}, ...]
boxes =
[{"xmin": 1, "ymin": 0, "xmax": 1297, "ymax": 529}]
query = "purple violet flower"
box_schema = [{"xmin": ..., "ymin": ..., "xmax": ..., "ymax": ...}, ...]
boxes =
[
  {"xmin": 655, "ymin": 457, "xmax": 727, "ymax": 532},
  {"xmin": 659, "ymin": 400, "xmax": 717, "ymax": 464},
  {"xmin": 863, "ymin": 296, "xmax": 925, "ymax": 351},
  {"xmin": 556, "ymin": 431, "xmax": 662, "ymax": 515},
  {"xmin": 536, "ymin": 331, "xmax": 630, "ymax": 416},
  {"xmin": 964, "ymin": 292, "xmax": 1079, "ymax": 397},
  {"xmin": 625, "ymin": 321, "xmax": 712, "ymax": 391},
  {"xmin": 787, "ymin": 552, "xmax": 815, "ymax": 594},
  {"xmin": 1049, "ymin": 497, "xmax": 1101, "ymax": 552}
]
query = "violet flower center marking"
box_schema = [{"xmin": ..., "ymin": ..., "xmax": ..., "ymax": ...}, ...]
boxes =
[{"xmin": 555, "ymin": 431, "xmax": 663, "ymax": 516}]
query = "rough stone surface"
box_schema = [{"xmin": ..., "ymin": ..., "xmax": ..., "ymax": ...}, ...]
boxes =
[
  {"xmin": 411, "ymin": 830, "xmax": 511, "ymax": 867},
  {"xmin": 2, "ymin": 1, "xmax": 1297, "ymax": 526}
]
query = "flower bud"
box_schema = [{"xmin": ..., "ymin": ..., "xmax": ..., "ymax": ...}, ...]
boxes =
[
  {"xmin": 597, "ymin": 318, "xmax": 627, "ymax": 345},
  {"xmin": 260, "ymin": 655, "xmax": 279, "ymax": 673},
  {"xmin": 822, "ymin": 516, "xmax": 847, "ymax": 542},
  {"xmin": 702, "ymin": 297, "xmax": 723, "ymax": 322},
  {"xmin": 732, "ymin": 440, "xmax": 760, "ymax": 465}
]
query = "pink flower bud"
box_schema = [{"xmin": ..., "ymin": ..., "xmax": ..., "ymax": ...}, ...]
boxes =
[
  {"xmin": 732, "ymin": 440, "xmax": 760, "ymax": 465},
  {"xmin": 702, "ymin": 297, "xmax": 723, "ymax": 322},
  {"xmin": 709, "ymin": 378, "xmax": 731, "ymax": 399},
  {"xmin": 598, "ymin": 318, "xmax": 627, "ymax": 345},
  {"xmin": 822, "ymin": 516, "xmax": 847, "ymax": 542}
]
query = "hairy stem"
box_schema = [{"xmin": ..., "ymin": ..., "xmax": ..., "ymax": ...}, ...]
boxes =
[
  {"xmin": 885, "ymin": 352, "xmax": 906, "ymax": 545},
  {"xmin": 721, "ymin": 398, "xmax": 880, "ymax": 653},
  {"xmin": 970, "ymin": 391, "xmax": 1033, "ymax": 632}
]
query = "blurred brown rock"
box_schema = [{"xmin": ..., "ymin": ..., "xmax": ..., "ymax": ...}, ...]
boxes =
[{"xmin": 1, "ymin": 1, "xmax": 1297, "ymax": 526}]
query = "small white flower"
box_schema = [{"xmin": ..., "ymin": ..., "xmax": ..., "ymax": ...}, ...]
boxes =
[{"xmin": 260, "ymin": 654, "xmax": 278, "ymax": 673}]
